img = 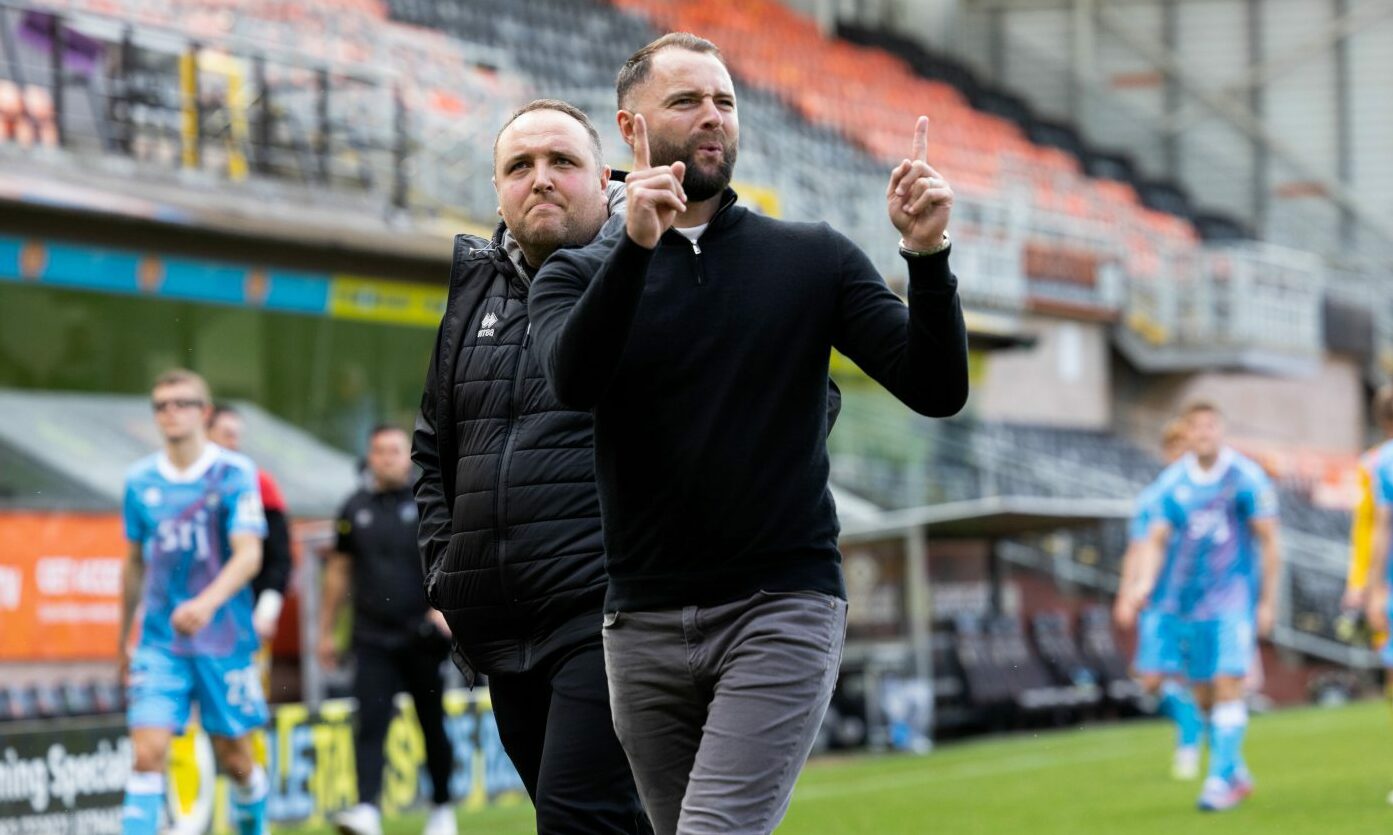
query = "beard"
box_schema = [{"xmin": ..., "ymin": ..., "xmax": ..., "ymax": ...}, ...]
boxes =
[
  {"xmin": 510, "ymin": 201, "xmax": 608, "ymax": 265},
  {"xmin": 647, "ymin": 131, "xmax": 738, "ymax": 202}
]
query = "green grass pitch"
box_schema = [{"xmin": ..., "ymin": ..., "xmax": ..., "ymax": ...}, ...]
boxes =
[{"xmin": 280, "ymin": 699, "xmax": 1388, "ymax": 834}]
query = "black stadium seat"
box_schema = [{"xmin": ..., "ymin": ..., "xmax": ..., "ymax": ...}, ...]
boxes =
[
  {"xmin": 93, "ymin": 679, "xmax": 124, "ymax": 714},
  {"xmin": 1031, "ymin": 612, "xmax": 1102, "ymax": 697},
  {"xmin": 985, "ymin": 616, "xmax": 1081, "ymax": 714},
  {"xmin": 34, "ymin": 682, "xmax": 66, "ymax": 718},
  {"xmin": 952, "ymin": 615, "xmax": 1013, "ymax": 711},
  {"xmin": 63, "ymin": 680, "xmax": 98, "ymax": 716},
  {"xmin": 1077, "ymin": 607, "xmax": 1144, "ymax": 708},
  {"xmin": 3, "ymin": 685, "xmax": 39, "ymax": 721}
]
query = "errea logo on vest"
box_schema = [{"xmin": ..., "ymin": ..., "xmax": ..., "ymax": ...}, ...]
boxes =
[{"xmin": 478, "ymin": 312, "xmax": 500, "ymax": 338}]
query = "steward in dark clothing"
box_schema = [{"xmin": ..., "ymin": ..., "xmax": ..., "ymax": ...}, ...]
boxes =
[
  {"xmin": 335, "ymin": 485, "xmax": 438, "ymax": 648},
  {"xmin": 329, "ymin": 469, "xmax": 455, "ymax": 831}
]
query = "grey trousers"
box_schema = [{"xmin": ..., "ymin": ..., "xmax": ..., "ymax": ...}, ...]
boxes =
[{"xmin": 602, "ymin": 590, "xmax": 848, "ymax": 835}]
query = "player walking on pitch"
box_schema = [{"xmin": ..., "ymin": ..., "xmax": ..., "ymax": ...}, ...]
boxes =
[
  {"xmin": 1115, "ymin": 418, "xmax": 1204, "ymax": 780},
  {"xmin": 1127, "ymin": 401, "xmax": 1281, "ymax": 812},
  {"xmin": 118, "ymin": 369, "xmax": 271, "ymax": 835}
]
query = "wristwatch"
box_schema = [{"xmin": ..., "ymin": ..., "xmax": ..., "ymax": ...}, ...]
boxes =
[{"xmin": 899, "ymin": 232, "xmax": 950, "ymax": 257}]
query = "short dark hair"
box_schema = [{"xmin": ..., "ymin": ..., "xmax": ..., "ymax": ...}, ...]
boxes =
[
  {"xmin": 1182, "ymin": 400, "xmax": 1222, "ymax": 419},
  {"xmin": 493, "ymin": 98, "xmax": 603, "ymax": 170},
  {"xmin": 208, "ymin": 402, "xmax": 239, "ymax": 428},
  {"xmin": 616, "ymin": 32, "xmax": 725, "ymax": 109},
  {"xmin": 369, "ymin": 423, "xmax": 406, "ymax": 440}
]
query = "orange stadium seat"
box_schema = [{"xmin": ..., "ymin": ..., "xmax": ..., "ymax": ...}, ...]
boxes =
[
  {"xmin": 0, "ymin": 79, "xmax": 21, "ymax": 143},
  {"xmin": 22, "ymin": 85, "xmax": 59, "ymax": 147}
]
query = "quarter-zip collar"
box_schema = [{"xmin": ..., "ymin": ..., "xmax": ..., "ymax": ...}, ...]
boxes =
[{"xmin": 658, "ymin": 188, "xmax": 743, "ymax": 248}]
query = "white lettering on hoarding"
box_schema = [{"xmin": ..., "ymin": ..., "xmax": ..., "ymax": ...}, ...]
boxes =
[
  {"xmin": 35, "ymin": 557, "xmax": 123, "ymax": 597},
  {"xmin": 0, "ymin": 566, "xmax": 20, "ymax": 611}
]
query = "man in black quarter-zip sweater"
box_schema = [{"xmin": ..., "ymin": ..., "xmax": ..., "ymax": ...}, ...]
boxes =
[{"xmin": 529, "ymin": 33, "xmax": 968, "ymax": 835}]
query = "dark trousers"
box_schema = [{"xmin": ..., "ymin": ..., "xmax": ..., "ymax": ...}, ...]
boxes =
[
  {"xmin": 488, "ymin": 639, "xmax": 653, "ymax": 835},
  {"xmin": 353, "ymin": 639, "xmax": 453, "ymax": 807}
]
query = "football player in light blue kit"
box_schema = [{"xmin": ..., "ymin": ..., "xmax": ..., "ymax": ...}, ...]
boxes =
[
  {"xmin": 1360, "ymin": 387, "xmax": 1393, "ymax": 805},
  {"xmin": 1128, "ymin": 401, "xmax": 1281, "ymax": 812},
  {"xmin": 1115, "ymin": 418, "xmax": 1203, "ymax": 780},
  {"xmin": 118, "ymin": 369, "xmax": 270, "ymax": 835}
]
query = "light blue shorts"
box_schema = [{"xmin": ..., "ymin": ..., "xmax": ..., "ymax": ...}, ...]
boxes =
[
  {"xmin": 1176, "ymin": 613, "xmax": 1255, "ymax": 683},
  {"xmin": 127, "ymin": 645, "xmax": 268, "ymax": 738},
  {"xmin": 1133, "ymin": 608, "xmax": 1182, "ymax": 676}
]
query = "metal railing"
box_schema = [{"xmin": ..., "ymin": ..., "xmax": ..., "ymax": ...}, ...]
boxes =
[{"xmin": 0, "ymin": 0, "xmax": 525, "ymax": 222}]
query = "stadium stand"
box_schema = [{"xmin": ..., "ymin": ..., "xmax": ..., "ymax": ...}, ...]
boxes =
[
  {"xmin": 4, "ymin": 0, "xmax": 1344, "ymax": 357},
  {"xmin": 0, "ymin": 77, "xmax": 57, "ymax": 145},
  {"xmin": 930, "ymin": 634, "xmax": 973, "ymax": 731},
  {"xmin": 33, "ymin": 680, "xmax": 65, "ymax": 718},
  {"xmin": 92, "ymin": 678, "xmax": 124, "ymax": 714},
  {"xmin": 61, "ymin": 679, "xmax": 96, "ymax": 716},
  {"xmin": 0, "ymin": 678, "xmax": 119, "ymax": 721},
  {"xmin": 385, "ymin": 0, "xmax": 914, "ymax": 280},
  {"xmin": 985, "ymin": 615, "xmax": 1086, "ymax": 716},
  {"xmin": 3, "ymin": 0, "xmax": 524, "ymax": 218},
  {"xmin": 2, "ymin": 684, "xmax": 38, "ymax": 721},
  {"xmin": 611, "ymin": 0, "xmax": 1197, "ymax": 247},
  {"xmin": 942, "ymin": 612, "xmax": 1107, "ymax": 729},
  {"xmin": 833, "ymin": 403, "xmax": 1350, "ymax": 545},
  {"xmin": 1031, "ymin": 611, "xmax": 1103, "ymax": 703},
  {"xmin": 835, "ymin": 22, "xmax": 1259, "ymax": 242},
  {"xmin": 951, "ymin": 615, "xmax": 1014, "ymax": 718},
  {"xmin": 1078, "ymin": 607, "xmax": 1145, "ymax": 708}
]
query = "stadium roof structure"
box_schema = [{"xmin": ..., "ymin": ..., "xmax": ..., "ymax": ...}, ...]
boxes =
[
  {"xmin": 841, "ymin": 495, "xmax": 1133, "ymax": 540},
  {"xmin": 0, "ymin": 389, "xmax": 358, "ymax": 518},
  {"xmin": 1114, "ymin": 326, "xmax": 1322, "ymax": 378}
]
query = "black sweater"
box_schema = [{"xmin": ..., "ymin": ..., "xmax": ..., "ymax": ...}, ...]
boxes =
[{"xmin": 529, "ymin": 190, "xmax": 968, "ymax": 612}]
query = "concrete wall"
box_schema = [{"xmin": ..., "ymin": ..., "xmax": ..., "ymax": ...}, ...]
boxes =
[{"xmin": 975, "ymin": 316, "xmax": 1113, "ymax": 429}]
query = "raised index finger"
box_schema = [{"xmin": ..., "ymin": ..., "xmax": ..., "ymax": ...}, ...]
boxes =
[
  {"xmin": 911, "ymin": 115, "xmax": 929, "ymax": 163},
  {"xmin": 633, "ymin": 113, "xmax": 651, "ymax": 170}
]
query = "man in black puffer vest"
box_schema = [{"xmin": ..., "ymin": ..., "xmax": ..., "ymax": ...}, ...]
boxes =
[{"xmin": 412, "ymin": 100, "xmax": 649, "ymax": 834}]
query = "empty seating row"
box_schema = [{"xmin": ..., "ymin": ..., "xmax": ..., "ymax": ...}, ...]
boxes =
[
  {"xmin": 0, "ymin": 679, "xmax": 124, "ymax": 722},
  {"xmin": 945, "ymin": 607, "xmax": 1142, "ymax": 729}
]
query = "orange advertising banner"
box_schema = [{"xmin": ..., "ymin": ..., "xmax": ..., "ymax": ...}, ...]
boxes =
[{"xmin": 0, "ymin": 512, "xmax": 125, "ymax": 660}]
